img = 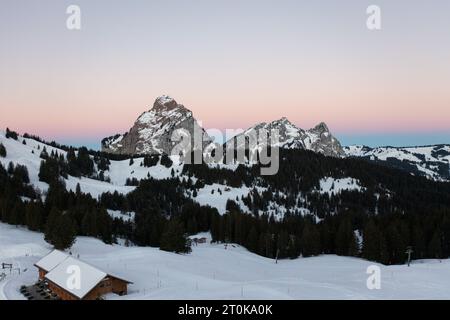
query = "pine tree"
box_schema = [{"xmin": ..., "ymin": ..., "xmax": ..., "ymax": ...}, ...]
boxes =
[
  {"xmin": 96, "ymin": 208, "xmax": 113, "ymax": 244},
  {"xmin": 76, "ymin": 183, "xmax": 81, "ymax": 195},
  {"xmin": 45, "ymin": 207, "xmax": 61, "ymax": 244},
  {"xmin": 362, "ymin": 220, "xmax": 389, "ymax": 264},
  {"xmin": 348, "ymin": 231, "xmax": 359, "ymax": 257},
  {"xmin": 263, "ymin": 233, "xmax": 275, "ymax": 258},
  {"xmin": 38, "ymin": 158, "xmax": 60, "ymax": 183},
  {"xmin": 441, "ymin": 215, "xmax": 450, "ymax": 257},
  {"xmin": 246, "ymin": 226, "xmax": 258, "ymax": 252},
  {"xmin": 13, "ymin": 164, "xmax": 30, "ymax": 184},
  {"xmin": 66, "ymin": 148, "xmax": 80, "ymax": 177},
  {"xmin": 7, "ymin": 162, "xmax": 14, "ymax": 175},
  {"xmin": 300, "ymin": 222, "xmax": 321, "ymax": 257},
  {"xmin": 25, "ymin": 202, "xmax": 44, "ymax": 231},
  {"xmin": 161, "ymin": 154, "xmax": 173, "ymax": 168},
  {"xmin": 210, "ymin": 213, "xmax": 221, "ymax": 242},
  {"xmin": 5, "ymin": 128, "xmax": 18, "ymax": 140},
  {"xmin": 335, "ymin": 219, "xmax": 354, "ymax": 256},
  {"xmin": 44, "ymin": 180, "xmax": 67, "ymax": 210},
  {"xmin": 385, "ymin": 222, "xmax": 408, "ymax": 264},
  {"xmin": 51, "ymin": 213, "xmax": 76, "ymax": 250},
  {"xmin": 428, "ymin": 229, "xmax": 442, "ymax": 259},
  {"xmin": 76, "ymin": 147, "xmax": 94, "ymax": 176},
  {"xmin": 412, "ymin": 225, "xmax": 426, "ymax": 259},
  {"xmin": 81, "ymin": 210, "xmax": 97, "ymax": 237},
  {"xmin": 160, "ymin": 219, "xmax": 191, "ymax": 254},
  {"xmin": 0, "ymin": 143, "xmax": 6, "ymax": 157},
  {"xmin": 40, "ymin": 146, "xmax": 48, "ymax": 159},
  {"xmin": 277, "ymin": 230, "xmax": 290, "ymax": 258}
]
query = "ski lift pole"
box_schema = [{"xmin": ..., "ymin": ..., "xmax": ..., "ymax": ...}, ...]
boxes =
[{"xmin": 405, "ymin": 246, "xmax": 413, "ymax": 267}]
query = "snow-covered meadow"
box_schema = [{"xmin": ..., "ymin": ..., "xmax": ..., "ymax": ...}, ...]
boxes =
[{"xmin": 1, "ymin": 222, "xmax": 450, "ymax": 300}]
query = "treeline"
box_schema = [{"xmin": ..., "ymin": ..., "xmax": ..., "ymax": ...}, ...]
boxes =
[
  {"xmin": 209, "ymin": 202, "xmax": 450, "ymax": 264},
  {"xmin": 4, "ymin": 127, "xmax": 142, "ymax": 162},
  {"xmin": 38, "ymin": 146, "xmax": 113, "ymax": 183},
  {"xmin": 100, "ymin": 178, "xmax": 215, "ymax": 251},
  {"xmin": 0, "ymin": 161, "xmax": 117, "ymax": 249}
]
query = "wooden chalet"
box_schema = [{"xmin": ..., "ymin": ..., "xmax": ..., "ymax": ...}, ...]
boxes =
[{"xmin": 34, "ymin": 250, "xmax": 132, "ymax": 300}]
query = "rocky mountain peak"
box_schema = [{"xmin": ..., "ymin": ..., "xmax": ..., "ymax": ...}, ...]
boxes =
[
  {"xmin": 152, "ymin": 95, "xmax": 180, "ymax": 111},
  {"xmin": 228, "ymin": 117, "xmax": 344, "ymax": 158},
  {"xmin": 312, "ymin": 122, "xmax": 329, "ymax": 133},
  {"xmin": 102, "ymin": 96, "xmax": 211, "ymax": 155}
]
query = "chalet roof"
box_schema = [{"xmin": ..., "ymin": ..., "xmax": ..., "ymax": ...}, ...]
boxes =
[
  {"xmin": 36, "ymin": 250, "xmax": 132, "ymax": 299},
  {"xmin": 34, "ymin": 250, "xmax": 69, "ymax": 272},
  {"xmin": 45, "ymin": 256, "xmax": 107, "ymax": 299}
]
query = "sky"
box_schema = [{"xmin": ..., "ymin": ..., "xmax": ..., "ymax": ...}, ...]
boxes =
[{"xmin": 1, "ymin": 0, "xmax": 450, "ymax": 150}]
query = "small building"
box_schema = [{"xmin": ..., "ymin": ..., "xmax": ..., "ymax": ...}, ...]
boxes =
[
  {"xmin": 191, "ymin": 237, "xmax": 208, "ymax": 245},
  {"xmin": 34, "ymin": 250, "xmax": 132, "ymax": 300}
]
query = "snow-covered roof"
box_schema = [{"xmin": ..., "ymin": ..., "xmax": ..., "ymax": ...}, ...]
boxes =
[
  {"xmin": 34, "ymin": 250, "xmax": 69, "ymax": 272},
  {"xmin": 45, "ymin": 256, "xmax": 107, "ymax": 299}
]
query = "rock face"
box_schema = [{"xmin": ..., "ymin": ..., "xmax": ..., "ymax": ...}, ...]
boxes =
[
  {"xmin": 228, "ymin": 118, "xmax": 345, "ymax": 157},
  {"xmin": 303, "ymin": 122, "xmax": 346, "ymax": 157},
  {"xmin": 102, "ymin": 96, "xmax": 212, "ymax": 155}
]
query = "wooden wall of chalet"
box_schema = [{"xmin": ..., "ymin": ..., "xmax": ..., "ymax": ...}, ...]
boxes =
[
  {"xmin": 47, "ymin": 276, "xmax": 129, "ymax": 300},
  {"xmin": 38, "ymin": 268, "xmax": 46, "ymax": 280},
  {"xmin": 48, "ymin": 282, "xmax": 78, "ymax": 300},
  {"xmin": 111, "ymin": 277, "xmax": 128, "ymax": 295}
]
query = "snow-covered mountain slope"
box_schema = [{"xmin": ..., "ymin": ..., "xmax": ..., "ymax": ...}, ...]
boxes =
[
  {"xmin": 102, "ymin": 95, "xmax": 212, "ymax": 155},
  {"xmin": 228, "ymin": 118, "xmax": 345, "ymax": 158},
  {"xmin": 0, "ymin": 131, "xmax": 132, "ymax": 197},
  {"xmin": 2, "ymin": 131, "xmax": 321, "ymax": 219},
  {"xmin": 344, "ymin": 145, "xmax": 450, "ymax": 181},
  {"xmin": 3, "ymin": 222, "xmax": 450, "ymax": 300}
]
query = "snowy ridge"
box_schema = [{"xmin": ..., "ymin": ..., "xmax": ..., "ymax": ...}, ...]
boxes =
[
  {"xmin": 344, "ymin": 145, "xmax": 450, "ymax": 181},
  {"xmin": 228, "ymin": 118, "xmax": 345, "ymax": 158}
]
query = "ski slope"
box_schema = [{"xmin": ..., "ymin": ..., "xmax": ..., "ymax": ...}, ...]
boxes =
[{"xmin": 1, "ymin": 222, "xmax": 450, "ymax": 300}]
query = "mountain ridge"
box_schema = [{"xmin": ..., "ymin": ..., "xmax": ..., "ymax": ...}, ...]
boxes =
[{"xmin": 102, "ymin": 96, "xmax": 345, "ymax": 158}]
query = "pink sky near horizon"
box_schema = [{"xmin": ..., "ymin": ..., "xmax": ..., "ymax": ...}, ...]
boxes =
[{"xmin": 1, "ymin": 0, "xmax": 450, "ymax": 145}]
